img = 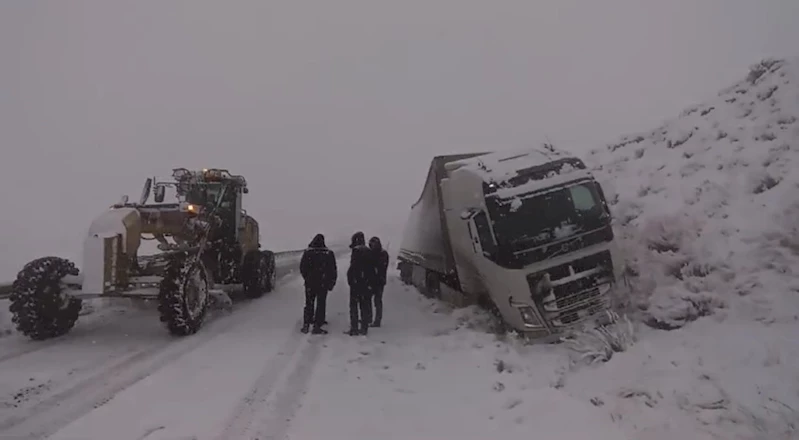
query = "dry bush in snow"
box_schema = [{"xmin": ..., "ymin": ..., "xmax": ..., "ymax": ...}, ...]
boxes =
[{"xmin": 561, "ymin": 310, "xmax": 637, "ymax": 365}]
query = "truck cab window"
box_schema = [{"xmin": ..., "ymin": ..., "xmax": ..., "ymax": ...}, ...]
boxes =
[
  {"xmin": 569, "ymin": 185, "xmax": 596, "ymax": 211},
  {"xmin": 473, "ymin": 211, "xmax": 497, "ymax": 256}
]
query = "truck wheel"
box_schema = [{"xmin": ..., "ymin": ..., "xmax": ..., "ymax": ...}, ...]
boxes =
[
  {"xmin": 158, "ymin": 255, "xmax": 210, "ymax": 336},
  {"xmin": 8, "ymin": 256, "xmax": 83, "ymax": 340},
  {"xmin": 242, "ymin": 251, "xmax": 273, "ymax": 299},
  {"xmin": 478, "ymin": 295, "xmax": 510, "ymax": 335}
]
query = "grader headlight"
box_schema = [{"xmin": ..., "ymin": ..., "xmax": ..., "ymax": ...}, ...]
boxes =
[{"xmin": 181, "ymin": 203, "xmax": 201, "ymax": 215}]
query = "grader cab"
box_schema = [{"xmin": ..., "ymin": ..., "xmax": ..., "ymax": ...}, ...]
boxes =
[{"xmin": 8, "ymin": 168, "xmax": 276, "ymax": 340}]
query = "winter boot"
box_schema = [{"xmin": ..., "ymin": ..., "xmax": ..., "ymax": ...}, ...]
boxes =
[
  {"xmin": 312, "ymin": 326, "xmax": 328, "ymax": 335},
  {"xmin": 372, "ymin": 320, "xmax": 381, "ymax": 328},
  {"xmin": 301, "ymin": 324, "xmax": 310, "ymax": 334},
  {"xmin": 347, "ymin": 328, "xmax": 360, "ymax": 336}
]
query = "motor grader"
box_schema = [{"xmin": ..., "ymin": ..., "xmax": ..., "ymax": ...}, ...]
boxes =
[{"xmin": 8, "ymin": 168, "xmax": 277, "ymax": 340}]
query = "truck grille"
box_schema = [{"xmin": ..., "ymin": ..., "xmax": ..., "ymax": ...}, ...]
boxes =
[{"xmin": 527, "ymin": 250, "xmax": 614, "ymax": 328}]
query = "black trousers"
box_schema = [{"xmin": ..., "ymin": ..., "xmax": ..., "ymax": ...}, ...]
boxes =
[
  {"xmin": 303, "ymin": 287, "xmax": 327, "ymax": 328},
  {"xmin": 349, "ymin": 286, "xmax": 371, "ymax": 330},
  {"xmin": 371, "ymin": 285, "xmax": 384, "ymax": 324}
]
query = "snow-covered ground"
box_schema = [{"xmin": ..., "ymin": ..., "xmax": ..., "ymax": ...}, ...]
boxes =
[
  {"xmin": 2, "ymin": 57, "xmax": 799, "ymax": 440},
  {"xmin": 0, "ymin": 257, "xmax": 627, "ymax": 440}
]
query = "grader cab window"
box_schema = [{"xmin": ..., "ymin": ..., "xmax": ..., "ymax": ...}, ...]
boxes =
[{"xmin": 185, "ymin": 184, "xmax": 237, "ymax": 210}]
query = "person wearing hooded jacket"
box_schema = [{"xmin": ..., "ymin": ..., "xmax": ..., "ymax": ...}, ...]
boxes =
[
  {"xmin": 346, "ymin": 231, "xmax": 373, "ymax": 335},
  {"xmin": 299, "ymin": 233, "xmax": 337, "ymax": 334},
  {"xmin": 367, "ymin": 236, "xmax": 389, "ymax": 327}
]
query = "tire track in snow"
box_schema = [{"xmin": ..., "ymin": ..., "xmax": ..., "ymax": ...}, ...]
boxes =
[
  {"xmin": 0, "ymin": 277, "xmax": 300, "ymax": 439},
  {"xmin": 212, "ymin": 319, "xmax": 308, "ymax": 440},
  {"xmin": 251, "ymin": 335, "xmax": 325, "ymax": 440},
  {"xmin": 0, "ymin": 308, "xmax": 133, "ymax": 364}
]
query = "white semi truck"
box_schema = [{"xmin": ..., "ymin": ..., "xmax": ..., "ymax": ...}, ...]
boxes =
[{"xmin": 397, "ymin": 146, "xmax": 621, "ymax": 339}]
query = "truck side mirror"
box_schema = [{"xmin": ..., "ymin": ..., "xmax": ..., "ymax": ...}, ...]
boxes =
[{"xmin": 154, "ymin": 185, "xmax": 166, "ymax": 203}]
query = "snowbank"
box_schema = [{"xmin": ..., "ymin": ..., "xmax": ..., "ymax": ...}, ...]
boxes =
[
  {"xmin": 587, "ymin": 57, "xmax": 799, "ymax": 330},
  {"xmin": 565, "ymin": 57, "xmax": 799, "ymax": 439}
]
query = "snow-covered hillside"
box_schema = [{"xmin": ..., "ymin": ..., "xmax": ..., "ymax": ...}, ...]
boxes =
[
  {"xmin": 590, "ymin": 57, "xmax": 799, "ymax": 330},
  {"xmin": 571, "ymin": 57, "xmax": 799, "ymax": 439}
]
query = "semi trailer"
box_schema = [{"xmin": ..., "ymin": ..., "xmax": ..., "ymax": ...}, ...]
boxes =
[{"xmin": 396, "ymin": 146, "xmax": 622, "ymax": 339}]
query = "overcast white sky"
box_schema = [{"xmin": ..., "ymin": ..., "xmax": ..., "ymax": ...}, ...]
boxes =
[{"xmin": 0, "ymin": 0, "xmax": 797, "ymax": 279}]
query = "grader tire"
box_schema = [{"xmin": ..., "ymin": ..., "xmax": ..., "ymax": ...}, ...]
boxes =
[
  {"xmin": 158, "ymin": 254, "xmax": 211, "ymax": 336},
  {"xmin": 8, "ymin": 256, "xmax": 83, "ymax": 341}
]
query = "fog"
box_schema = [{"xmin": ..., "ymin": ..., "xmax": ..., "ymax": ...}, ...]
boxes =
[{"xmin": 1, "ymin": 0, "xmax": 796, "ymax": 279}]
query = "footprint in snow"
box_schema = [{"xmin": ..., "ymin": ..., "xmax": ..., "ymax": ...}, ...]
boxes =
[{"xmin": 504, "ymin": 398, "xmax": 523, "ymax": 410}]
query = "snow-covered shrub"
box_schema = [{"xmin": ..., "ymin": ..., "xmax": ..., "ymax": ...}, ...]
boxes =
[
  {"xmin": 747, "ymin": 59, "xmax": 782, "ymax": 85},
  {"xmin": 644, "ymin": 286, "xmax": 725, "ymax": 330},
  {"xmin": 640, "ymin": 213, "xmax": 701, "ymax": 254},
  {"xmin": 561, "ymin": 310, "xmax": 637, "ymax": 365}
]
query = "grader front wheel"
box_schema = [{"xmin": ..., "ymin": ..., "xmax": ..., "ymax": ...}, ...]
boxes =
[
  {"xmin": 8, "ymin": 256, "xmax": 83, "ymax": 341},
  {"xmin": 158, "ymin": 255, "xmax": 211, "ymax": 336}
]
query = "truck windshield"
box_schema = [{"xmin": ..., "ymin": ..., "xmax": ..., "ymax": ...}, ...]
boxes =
[{"xmin": 486, "ymin": 180, "xmax": 609, "ymax": 255}]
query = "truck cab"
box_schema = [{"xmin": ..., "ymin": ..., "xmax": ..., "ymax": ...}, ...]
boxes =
[{"xmin": 398, "ymin": 148, "xmax": 620, "ymax": 339}]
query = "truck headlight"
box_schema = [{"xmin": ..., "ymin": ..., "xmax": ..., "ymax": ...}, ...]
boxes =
[
  {"xmin": 509, "ymin": 296, "xmax": 543, "ymax": 328},
  {"xmin": 518, "ymin": 306, "xmax": 539, "ymax": 326}
]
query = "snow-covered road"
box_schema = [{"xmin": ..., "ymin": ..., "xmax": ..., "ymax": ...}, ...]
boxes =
[{"xmin": 0, "ymin": 258, "xmax": 628, "ymax": 440}]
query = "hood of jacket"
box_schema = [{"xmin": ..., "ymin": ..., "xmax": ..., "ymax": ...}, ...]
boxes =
[
  {"xmin": 350, "ymin": 231, "xmax": 365, "ymax": 249},
  {"xmin": 309, "ymin": 233, "xmax": 326, "ymax": 249},
  {"xmin": 368, "ymin": 236, "xmax": 383, "ymax": 252}
]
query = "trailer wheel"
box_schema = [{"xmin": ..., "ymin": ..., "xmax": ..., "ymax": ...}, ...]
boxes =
[
  {"xmin": 158, "ymin": 254, "xmax": 210, "ymax": 336},
  {"xmin": 424, "ymin": 270, "xmax": 441, "ymax": 299},
  {"xmin": 398, "ymin": 262, "xmax": 412, "ymax": 285},
  {"xmin": 8, "ymin": 256, "xmax": 83, "ymax": 341}
]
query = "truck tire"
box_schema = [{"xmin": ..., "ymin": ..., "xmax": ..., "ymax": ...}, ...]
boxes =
[
  {"xmin": 478, "ymin": 295, "xmax": 510, "ymax": 335},
  {"xmin": 425, "ymin": 270, "xmax": 441, "ymax": 299},
  {"xmin": 158, "ymin": 254, "xmax": 210, "ymax": 336},
  {"xmin": 8, "ymin": 256, "xmax": 83, "ymax": 340}
]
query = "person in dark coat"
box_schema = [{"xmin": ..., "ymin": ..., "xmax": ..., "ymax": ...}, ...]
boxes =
[
  {"xmin": 299, "ymin": 233, "xmax": 337, "ymax": 334},
  {"xmin": 367, "ymin": 236, "xmax": 389, "ymax": 327},
  {"xmin": 346, "ymin": 231, "xmax": 373, "ymax": 335}
]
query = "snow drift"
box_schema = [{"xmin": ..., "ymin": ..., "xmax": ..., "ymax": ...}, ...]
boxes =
[{"xmin": 588, "ymin": 57, "xmax": 799, "ymax": 331}]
